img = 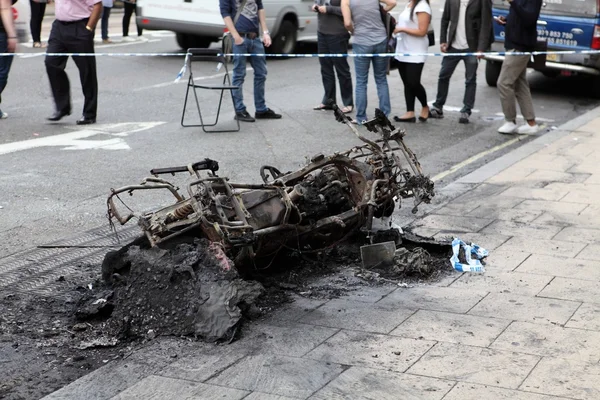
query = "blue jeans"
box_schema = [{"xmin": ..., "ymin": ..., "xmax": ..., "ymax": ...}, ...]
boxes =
[
  {"xmin": 352, "ymin": 39, "xmax": 390, "ymax": 123},
  {"xmin": 432, "ymin": 47, "xmax": 478, "ymax": 114},
  {"xmin": 101, "ymin": 6, "xmax": 112, "ymax": 40},
  {"xmin": 232, "ymin": 37, "xmax": 267, "ymax": 113},
  {"xmin": 0, "ymin": 32, "xmax": 13, "ymax": 106}
]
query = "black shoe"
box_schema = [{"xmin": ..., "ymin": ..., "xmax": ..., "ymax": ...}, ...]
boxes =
[
  {"xmin": 76, "ymin": 116, "xmax": 96, "ymax": 125},
  {"xmin": 47, "ymin": 110, "xmax": 71, "ymax": 122},
  {"xmin": 459, "ymin": 112, "xmax": 470, "ymax": 124},
  {"xmin": 418, "ymin": 116, "xmax": 428, "ymax": 122},
  {"xmin": 393, "ymin": 116, "xmax": 416, "ymax": 123},
  {"xmin": 255, "ymin": 108, "xmax": 282, "ymax": 119},
  {"xmin": 428, "ymin": 107, "xmax": 444, "ymax": 119},
  {"xmin": 235, "ymin": 110, "xmax": 255, "ymax": 122}
]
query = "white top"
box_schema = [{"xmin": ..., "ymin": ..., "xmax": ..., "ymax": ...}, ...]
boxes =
[
  {"xmin": 452, "ymin": 0, "xmax": 469, "ymax": 49},
  {"xmin": 394, "ymin": 1, "xmax": 432, "ymax": 64}
]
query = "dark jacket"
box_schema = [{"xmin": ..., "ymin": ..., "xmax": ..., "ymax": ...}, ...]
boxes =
[
  {"xmin": 504, "ymin": 0, "xmax": 542, "ymax": 51},
  {"xmin": 314, "ymin": 0, "xmax": 347, "ymax": 36},
  {"xmin": 440, "ymin": 0, "xmax": 493, "ymax": 52}
]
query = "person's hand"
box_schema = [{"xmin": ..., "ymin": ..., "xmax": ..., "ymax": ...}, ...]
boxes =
[
  {"xmin": 495, "ymin": 15, "xmax": 506, "ymax": 25},
  {"xmin": 476, "ymin": 51, "xmax": 485, "ymax": 59},
  {"xmin": 263, "ymin": 32, "xmax": 272, "ymax": 47},
  {"xmin": 234, "ymin": 34, "xmax": 244, "ymax": 45},
  {"xmin": 440, "ymin": 43, "xmax": 448, "ymax": 53},
  {"xmin": 393, "ymin": 26, "xmax": 405, "ymax": 34},
  {"xmin": 318, "ymin": 5, "xmax": 326, "ymax": 13},
  {"xmin": 7, "ymin": 37, "xmax": 17, "ymax": 53}
]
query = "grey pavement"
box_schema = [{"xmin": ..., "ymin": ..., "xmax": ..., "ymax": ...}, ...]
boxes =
[{"xmin": 40, "ymin": 106, "xmax": 600, "ymax": 399}]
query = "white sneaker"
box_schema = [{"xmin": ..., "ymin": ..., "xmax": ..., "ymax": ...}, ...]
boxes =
[
  {"xmin": 0, "ymin": 111, "xmax": 7, "ymax": 119},
  {"xmin": 122, "ymin": 36, "xmax": 136, "ymax": 42},
  {"xmin": 498, "ymin": 121, "xmax": 518, "ymax": 134},
  {"xmin": 516, "ymin": 123, "xmax": 540, "ymax": 135}
]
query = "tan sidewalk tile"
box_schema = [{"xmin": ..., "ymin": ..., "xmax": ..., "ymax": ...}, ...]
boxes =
[
  {"xmin": 468, "ymin": 293, "xmax": 580, "ymax": 326},
  {"xmin": 487, "ymin": 167, "xmax": 536, "ymax": 184},
  {"xmin": 550, "ymin": 142, "xmax": 597, "ymax": 158},
  {"xmin": 390, "ymin": 310, "xmax": 511, "ymax": 347},
  {"xmin": 481, "ymin": 220, "xmax": 563, "ymax": 240},
  {"xmin": 110, "ymin": 375, "xmax": 249, "ymax": 400},
  {"xmin": 574, "ymin": 117, "xmax": 600, "ymax": 134},
  {"xmin": 467, "ymin": 207, "xmax": 543, "ymax": 224},
  {"xmin": 297, "ymin": 299, "xmax": 413, "ymax": 334},
  {"xmin": 496, "ymin": 238, "xmax": 586, "ymax": 258},
  {"xmin": 580, "ymin": 203, "xmax": 600, "ymax": 217},
  {"xmin": 207, "ymin": 355, "xmax": 345, "ymax": 399},
  {"xmin": 500, "ymin": 186, "xmax": 570, "ymax": 201},
  {"xmin": 510, "ymin": 154, "xmax": 576, "ymax": 172},
  {"xmin": 545, "ymin": 182, "xmax": 600, "ymax": 193},
  {"xmin": 538, "ymin": 277, "xmax": 600, "ymax": 304},
  {"xmin": 514, "ymin": 199, "xmax": 588, "ymax": 215},
  {"xmin": 434, "ymin": 232, "xmax": 511, "ymax": 251},
  {"xmin": 485, "ymin": 248, "xmax": 531, "ymax": 272},
  {"xmin": 554, "ymin": 227, "xmax": 600, "ymax": 244},
  {"xmin": 377, "ymin": 286, "xmax": 488, "ymax": 314},
  {"xmin": 561, "ymin": 189, "xmax": 600, "ymax": 204},
  {"xmin": 450, "ymin": 271, "xmax": 552, "ymax": 297},
  {"xmin": 413, "ymin": 215, "xmax": 494, "ymax": 233},
  {"xmin": 520, "ymin": 357, "xmax": 600, "ymax": 399},
  {"xmin": 311, "ymin": 367, "xmax": 453, "ymax": 400},
  {"xmin": 443, "ymin": 382, "xmax": 571, "ymax": 400},
  {"xmin": 516, "ymin": 254, "xmax": 600, "ymax": 281},
  {"xmin": 158, "ymin": 350, "xmax": 247, "ymax": 383},
  {"xmin": 304, "ymin": 330, "xmax": 435, "ymax": 373},
  {"xmin": 569, "ymin": 162, "xmax": 600, "ymax": 175},
  {"xmin": 538, "ymin": 133, "xmax": 587, "ymax": 154},
  {"xmin": 577, "ymin": 243, "xmax": 600, "ymax": 260},
  {"xmin": 263, "ymin": 295, "xmax": 328, "ymax": 324},
  {"xmin": 491, "ymin": 321, "xmax": 600, "ymax": 363},
  {"xmin": 406, "ymin": 342, "xmax": 539, "ymax": 389},
  {"xmin": 585, "ymin": 174, "xmax": 600, "ymax": 184},
  {"xmin": 566, "ymin": 303, "xmax": 600, "ymax": 331},
  {"xmin": 243, "ymin": 393, "xmax": 296, "ymax": 400},
  {"xmin": 533, "ymin": 212, "xmax": 600, "ymax": 230}
]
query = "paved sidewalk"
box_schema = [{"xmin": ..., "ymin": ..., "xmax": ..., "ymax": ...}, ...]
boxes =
[{"xmin": 43, "ymin": 107, "xmax": 600, "ymax": 400}]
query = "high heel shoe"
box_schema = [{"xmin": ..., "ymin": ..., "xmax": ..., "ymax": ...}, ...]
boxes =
[{"xmin": 393, "ymin": 116, "xmax": 416, "ymax": 123}]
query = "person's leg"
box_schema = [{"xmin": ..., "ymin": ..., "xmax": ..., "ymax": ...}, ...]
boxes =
[
  {"xmin": 0, "ymin": 32, "xmax": 14, "ymax": 116},
  {"xmin": 515, "ymin": 62, "xmax": 536, "ymax": 125},
  {"xmin": 45, "ymin": 21, "xmax": 72, "ymax": 115},
  {"xmin": 248, "ymin": 37, "xmax": 267, "ymax": 113},
  {"xmin": 101, "ymin": 6, "xmax": 112, "ymax": 41},
  {"xmin": 352, "ymin": 43, "xmax": 370, "ymax": 123},
  {"xmin": 71, "ymin": 22, "xmax": 98, "ymax": 120},
  {"xmin": 29, "ymin": 0, "xmax": 43, "ymax": 44},
  {"xmin": 497, "ymin": 51, "xmax": 525, "ymax": 124},
  {"xmin": 332, "ymin": 33, "xmax": 353, "ymax": 109},
  {"xmin": 409, "ymin": 62, "xmax": 428, "ymax": 118},
  {"xmin": 134, "ymin": 6, "xmax": 143, "ymax": 37},
  {"xmin": 431, "ymin": 49, "xmax": 461, "ymax": 115},
  {"xmin": 462, "ymin": 55, "xmax": 478, "ymax": 115},
  {"xmin": 318, "ymin": 32, "xmax": 336, "ymax": 107},
  {"xmin": 372, "ymin": 39, "xmax": 391, "ymax": 117},
  {"xmin": 123, "ymin": 3, "xmax": 133, "ymax": 37},
  {"xmin": 231, "ymin": 38, "xmax": 249, "ymax": 113},
  {"xmin": 397, "ymin": 62, "xmax": 416, "ymax": 117}
]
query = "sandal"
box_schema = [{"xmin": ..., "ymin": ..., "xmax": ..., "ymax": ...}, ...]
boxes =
[
  {"xmin": 341, "ymin": 105, "xmax": 354, "ymax": 114},
  {"xmin": 313, "ymin": 104, "xmax": 333, "ymax": 111},
  {"xmin": 33, "ymin": 42, "xmax": 42, "ymax": 48}
]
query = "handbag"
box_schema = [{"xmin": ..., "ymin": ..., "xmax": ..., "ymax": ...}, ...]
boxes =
[
  {"xmin": 427, "ymin": 23, "xmax": 435, "ymax": 47},
  {"xmin": 222, "ymin": 0, "xmax": 249, "ymax": 62},
  {"xmin": 528, "ymin": 40, "xmax": 547, "ymax": 69},
  {"xmin": 380, "ymin": 5, "xmax": 399, "ymax": 72}
]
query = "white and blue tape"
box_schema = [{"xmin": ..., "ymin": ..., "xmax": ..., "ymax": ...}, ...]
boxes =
[{"xmin": 450, "ymin": 237, "xmax": 489, "ymax": 273}]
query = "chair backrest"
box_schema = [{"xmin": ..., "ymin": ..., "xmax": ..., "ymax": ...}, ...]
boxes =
[{"xmin": 187, "ymin": 48, "xmax": 227, "ymax": 64}]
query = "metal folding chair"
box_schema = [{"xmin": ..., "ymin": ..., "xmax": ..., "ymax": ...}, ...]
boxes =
[{"xmin": 180, "ymin": 48, "xmax": 240, "ymax": 133}]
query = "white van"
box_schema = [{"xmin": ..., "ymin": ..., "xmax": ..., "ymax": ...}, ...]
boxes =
[
  {"xmin": 136, "ymin": 0, "xmax": 318, "ymax": 54},
  {"xmin": 13, "ymin": 0, "xmax": 31, "ymax": 43}
]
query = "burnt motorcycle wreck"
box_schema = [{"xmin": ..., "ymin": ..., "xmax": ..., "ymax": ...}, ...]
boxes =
[{"xmin": 107, "ymin": 106, "xmax": 435, "ymax": 271}]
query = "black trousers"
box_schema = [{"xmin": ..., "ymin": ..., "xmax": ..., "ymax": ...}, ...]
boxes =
[
  {"xmin": 45, "ymin": 20, "xmax": 98, "ymax": 118},
  {"xmin": 397, "ymin": 62, "xmax": 427, "ymax": 112},
  {"xmin": 318, "ymin": 32, "xmax": 353, "ymax": 107},
  {"xmin": 123, "ymin": 2, "xmax": 142, "ymax": 37},
  {"xmin": 29, "ymin": 0, "xmax": 47, "ymax": 43}
]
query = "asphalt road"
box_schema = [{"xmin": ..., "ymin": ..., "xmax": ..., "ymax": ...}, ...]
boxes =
[{"xmin": 1, "ymin": 1, "xmax": 599, "ymax": 258}]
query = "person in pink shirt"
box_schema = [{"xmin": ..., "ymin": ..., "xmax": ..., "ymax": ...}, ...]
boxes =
[{"xmin": 45, "ymin": 0, "xmax": 102, "ymax": 125}]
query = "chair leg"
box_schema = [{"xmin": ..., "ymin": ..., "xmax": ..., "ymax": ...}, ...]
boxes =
[{"xmin": 180, "ymin": 81, "xmax": 192, "ymax": 127}]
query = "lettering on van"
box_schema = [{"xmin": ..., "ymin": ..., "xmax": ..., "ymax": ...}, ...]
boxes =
[{"xmin": 537, "ymin": 28, "xmax": 578, "ymax": 47}]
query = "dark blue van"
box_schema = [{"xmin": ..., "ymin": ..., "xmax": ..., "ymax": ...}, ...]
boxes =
[{"xmin": 485, "ymin": 0, "xmax": 600, "ymax": 96}]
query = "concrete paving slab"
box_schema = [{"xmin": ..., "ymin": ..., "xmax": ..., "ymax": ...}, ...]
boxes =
[
  {"xmin": 480, "ymin": 220, "xmax": 563, "ymax": 240},
  {"xmin": 468, "ymin": 292, "xmax": 580, "ymax": 326},
  {"xmin": 389, "ymin": 310, "xmax": 511, "ymax": 347},
  {"xmin": 304, "ymin": 330, "xmax": 435, "ymax": 373},
  {"xmin": 406, "ymin": 342, "xmax": 540, "ymax": 389},
  {"xmin": 576, "ymin": 243, "xmax": 600, "ymax": 260},
  {"xmin": 310, "ymin": 366, "xmax": 454, "ymax": 400},
  {"xmin": 560, "ymin": 189, "xmax": 600, "ymax": 205},
  {"xmin": 554, "ymin": 227, "xmax": 600, "ymax": 244},
  {"xmin": 484, "ymin": 248, "xmax": 531, "ymax": 272},
  {"xmin": 513, "ymin": 199, "xmax": 588, "ymax": 215},
  {"xmin": 376, "ymin": 286, "xmax": 488, "ymax": 314},
  {"xmin": 412, "ymin": 214, "xmax": 494, "ymax": 233},
  {"xmin": 109, "ymin": 375, "xmax": 249, "ymax": 400},
  {"xmin": 467, "ymin": 207, "xmax": 543, "ymax": 224},
  {"xmin": 243, "ymin": 393, "xmax": 297, "ymax": 400},
  {"xmin": 443, "ymin": 382, "xmax": 572, "ymax": 400},
  {"xmin": 298, "ymin": 299, "xmax": 413, "ymax": 334},
  {"xmin": 262, "ymin": 295, "xmax": 329, "ymax": 324},
  {"xmin": 449, "ymin": 271, "xmax": 553, "ymax": 297},
  {"xmin": 156, "ymin": 349, "xmax": 249, "ymax": 383},
  {"xmin": 520, "ymin": 357, "xmax": 600, "ymax": 399},
  {"xmin": 532, "ymin": 212, "xmax": 600, "ymax": 229},
  {"xmin": 499, "ymin": 186, "xmax": 571, "ymax": 201},
  {"xmin": 538, "ymin": 277, "xmax": 600, "ymax": 304},
  {"xmin": 566, "ymin": 303, "xmax": 600, "ymax": 331},
  {"xmin": 496, "ymin": 238, "xmax": 586, "ymax": 258},
  {"xmin": 434, "ymin": 232, "xmax": 511, "ymax": 251},
  {"xmin": 509, "ymin": 154, "xmax": 576, "ymax": 173},
  {"xmin": 491, "ymin": 321, "xmax": 600, "ymax": 363},
  {"xmin": 516, "ymin": 254, "xmax": 600, "ymax": 281},
  {"xmin": 337, "ymin": 285, "xmax": 397, "ymax": 303}
]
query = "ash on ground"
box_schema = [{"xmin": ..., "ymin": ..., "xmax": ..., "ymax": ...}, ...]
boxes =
[{"xmin": 0, "ymin": 230, "xmax": 453, "ymax": 400}]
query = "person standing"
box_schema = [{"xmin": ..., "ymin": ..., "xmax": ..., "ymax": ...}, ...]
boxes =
[
  {"xmin": 496, "ymin": 0, "xmax": 542, "ymax": 135},
  {"xmin": 392, "ymin": 0, "xmax": 431, "ymax": 123},
  {"xmin": 122, "ymin": 0, "xmax": 142, "ymax": 41},
  {"xmin": 0, "ymin": 0, "xmax": 18, "ymax": 119},
  {"xmin": 45, "ymin": 0, "xmax": 102, "ymax": 125},
  {"xmin": 219, "ymin": 0, "xmax": 282, "ymax": 122},
  {"xmin": 101, "ymin": 0, "xmax": 113, "ymax": 44},
  {"xmin": 313, "ymin": 0, "xmax": 353, "ymax": 113},
  {"xmin": 341, "ymin": 0, "xmax": 396, "ymax": 125},
  {"xmin": 429, "ymin": 0, "xmax": 492, "ymax": 124},
  {"xmin": 29, "ymin": 0, "xmax": 48, "ymax": 48}
]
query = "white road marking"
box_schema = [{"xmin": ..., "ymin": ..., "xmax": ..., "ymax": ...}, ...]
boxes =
[
  {"xmin": 494, "ymin": 112, "xmax": 554, "ymax": 122},
  {"xmin": 135, "ymin": 67, "xmax": 253, "ymax": 91},
  {"xmin": 0, "ymin": 122, "xmax": 165, "ymax": 155},
  {"xmin": 431, "ymin": 137, "xmax": 522, "ymax": 182}
]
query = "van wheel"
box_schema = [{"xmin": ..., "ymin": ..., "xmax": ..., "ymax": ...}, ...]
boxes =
[
  {"xmin": 542, "ymin": 70, "xmax": 560, "ymax": 78},
  {"xmin": 176, "ymin": 33, "xmax": 211, "ymax": 50},
  {"xmin": 592, "ymin": 76, "xmax": 600, "ymax": 99},
  {"xmin": 271, "ymin": 20, "xmax": 297, "ymax": 55},
  {"xmin": 486, "ymin": 60, "xmax": 502, "ymax": 87}
]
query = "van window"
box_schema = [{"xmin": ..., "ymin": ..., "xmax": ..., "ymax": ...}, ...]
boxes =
[{"xmin": 492, "ymin": 0, "xmax": 598, "ymax": 18}]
